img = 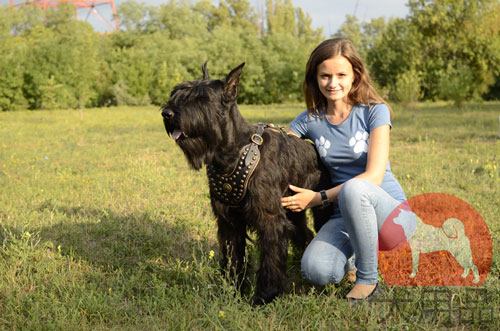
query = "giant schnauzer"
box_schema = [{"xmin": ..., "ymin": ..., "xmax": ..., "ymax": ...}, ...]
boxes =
[{"xmin": 161, "ymin": 63, "xmax": 331, "ymax": 305}]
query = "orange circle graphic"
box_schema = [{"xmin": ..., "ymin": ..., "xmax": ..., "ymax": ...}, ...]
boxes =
[{"xmin": 379, "ymin": 193, "xmax": 492, "ymax": 286}]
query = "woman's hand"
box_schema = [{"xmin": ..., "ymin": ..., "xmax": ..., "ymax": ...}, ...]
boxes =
[{"xmin": 281, "ymin": 185, "xmax": 318, "ymax": 212}]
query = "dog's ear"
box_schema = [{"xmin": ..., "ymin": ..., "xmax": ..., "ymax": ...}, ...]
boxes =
[
  {"xmin": 223, "ymin": 63, "xmax": 245, "ymax": 104},
  {"xmin": 202, "ymin": 61, "xmax": 210, "ymax": 80}
]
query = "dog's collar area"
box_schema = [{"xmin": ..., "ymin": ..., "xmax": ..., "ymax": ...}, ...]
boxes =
[{"xmin": 207, "ymin": 123, "xmax": 264, "ymax": 206}]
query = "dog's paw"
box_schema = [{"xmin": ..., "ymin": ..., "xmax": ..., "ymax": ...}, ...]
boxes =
[
  {"xmin": 409, "ymin": 271, "xmax": 417, "ymax": 278},
  {"xmin": 251, "ymin": 295, "xmax": 267, "ymax": 307},
  {"xmin": 251, "ymin": 293, "xmax": 277, "ymax": 307},
  {"xmin": 315, "ymin": 136, "xmax": 331, "ymax": 158},
  {"xmin": 473, "ymin": 274, "xmax": 480, "ymax": 283},
  {"xmin": 461, "ymin": 269, "xmax": 481, "ymax": 283},
  {"xmin": 349, "ymin": 130, "xmax": 369, "ymax": 153}
]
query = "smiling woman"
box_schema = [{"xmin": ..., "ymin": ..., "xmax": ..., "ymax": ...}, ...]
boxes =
[{"xmin": 282, "ymin": 37, "xmax": 416, "ymax": 301}]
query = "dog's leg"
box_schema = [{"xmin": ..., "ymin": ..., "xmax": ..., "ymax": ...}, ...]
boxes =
[
  {"xmin": 409, "ymin": 246, "xmax": 420, "ymax": 279},
  {"xmin": 252, "ymin": 215, "xmax": 289, "ymax": 306},
  {"xmin": 217, "ymin": 215, "xmax": 247, "ymax": 292},
  {"xmin": 458, "ymin": 258, "xmax": 481, "ymax": 284},
  {"xmin": 311, "ymin": 205, "xmax": 333, "ymax": 233},
  {"xmin": 471, "ymin": 265, "xmax": 480, "ymax": 283},
  {"xmin": 461, "ymin": 267, "xmax": 471, "ymax": 279},
  {"xmin": 287, "ymin": 211, "xmax": 313, "ymax": 250}
]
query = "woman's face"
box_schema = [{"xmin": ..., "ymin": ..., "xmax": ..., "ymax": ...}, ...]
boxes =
[{"xmin": 316, "ymin": 56, "xmax": 355, "ymax": 105}]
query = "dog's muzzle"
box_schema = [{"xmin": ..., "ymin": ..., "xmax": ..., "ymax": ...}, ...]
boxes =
[
  {"xmin": 161, "ymin": 108, "xmax": 175, "ymax": 134},
  {"xmin": 161, "ymin": 108, "xmax": 187, "ymax": 141}
]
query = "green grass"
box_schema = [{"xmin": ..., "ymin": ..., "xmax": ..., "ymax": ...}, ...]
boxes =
[{"xmin": 0, "ymin": 102, "xmax": 499, "ymax": 329}]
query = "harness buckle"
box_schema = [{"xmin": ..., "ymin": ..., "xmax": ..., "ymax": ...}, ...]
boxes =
[{"xmin": 251, "ymin": 134, "xmax": 263, "ymax": 145}]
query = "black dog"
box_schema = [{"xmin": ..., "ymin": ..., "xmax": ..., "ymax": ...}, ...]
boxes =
[{"xmin": 161, "ymin": 63, "xmax": 331, "ymax": 305}]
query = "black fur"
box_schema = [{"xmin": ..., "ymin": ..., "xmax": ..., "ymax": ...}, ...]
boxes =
[{"xmin": 161, "ymin": 63, "xmax": 332, "ymax": 305}]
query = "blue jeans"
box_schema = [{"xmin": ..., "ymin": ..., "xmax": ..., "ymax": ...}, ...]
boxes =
[{"xmin": 301, "ymin": 178, "xmax": 416, "ymax": 285}]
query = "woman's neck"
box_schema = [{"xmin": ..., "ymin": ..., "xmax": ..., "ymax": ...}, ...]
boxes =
[{"xmin": 326, "ymin": 100, "xmax": 353, "ymax": 119}]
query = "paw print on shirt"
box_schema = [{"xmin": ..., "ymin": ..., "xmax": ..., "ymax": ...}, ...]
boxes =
[
  {"xmin": 349, "ymin": 131, "xmax": 369, "ymax": 153},
  {"xmin": 315, "ymin": 136, "xmax": 331, "ymax": 158}
]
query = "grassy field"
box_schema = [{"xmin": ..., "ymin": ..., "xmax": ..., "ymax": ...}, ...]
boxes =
[{"xmin": 0, "ymin": 102, "xmax": 499, "ymax": 329}]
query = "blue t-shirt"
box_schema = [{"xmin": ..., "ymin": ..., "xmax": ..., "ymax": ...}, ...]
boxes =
[{"xmin": 290, "ymin": 103, "xmax": 406, "ymax": 218}]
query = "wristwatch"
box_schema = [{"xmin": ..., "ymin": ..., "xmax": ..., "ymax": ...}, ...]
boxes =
[{"xmin": 320, "ymin": 190, "xmax": 330, "ymax": 207}]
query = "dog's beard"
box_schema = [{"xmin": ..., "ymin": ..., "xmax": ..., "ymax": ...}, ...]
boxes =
[
  {"xmin": 165, "ymin": 118, "xmax": 220, "ymax": 170},
  {"xmin": 178, "ymin": 137, "xmax": 215, "ymax": 170}
]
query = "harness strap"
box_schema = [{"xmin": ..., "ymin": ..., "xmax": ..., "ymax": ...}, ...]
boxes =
[
  {"xmin": 264, "ymin": 124, "xmax": 288, "ymax": 137},
  {"xmin": 207, "ymin": 123, "xmax": 265, "ymax": 206}
]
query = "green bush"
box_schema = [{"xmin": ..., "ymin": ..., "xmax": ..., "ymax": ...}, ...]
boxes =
[
  {"xmin": 1, "ymin": 0, "xmax": 499, "ymax": 110},
  {"xmin": 437, "ymin": 63, "xmax": 475, "ymax": 107},
  {"xmin": 390, "ymin": 69, "xmax": 422, "ymax": 108}
]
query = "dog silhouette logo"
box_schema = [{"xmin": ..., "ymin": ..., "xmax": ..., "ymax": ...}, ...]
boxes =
[
  {"xmin": 394, "ymin": 212, "xmax": 480, "ymax": 283},
  {"xmin": 378, "ymin": 193, "xmax": 492, "ymax": 286}
]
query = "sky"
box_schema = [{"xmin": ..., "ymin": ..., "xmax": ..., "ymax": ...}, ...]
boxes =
[
  {"xmin": 283, "ymin": 0, "xmax": 410, "ymax": 36},
  {"xmin": 2, "ymin": 0, "xmax": 411, "ymax": 35}
]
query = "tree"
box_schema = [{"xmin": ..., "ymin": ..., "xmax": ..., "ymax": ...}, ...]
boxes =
[
  {"xmin": 265, "ymin": 0, "xmax": 297, "ymax": 35},
  {"xmin": 296, "ymin": 7, "xmax": 323, "ymax": 43},
  {"xmin": 225, "ymin": 0, "xmax": 259, "ymax": 31},
  {"xmin": 116, "ymin": 0, "xmax": 150, "ymax": 32},
  {"xmin": 0, "ymin": 8, "xmax": 29, "ymax": 110},
  {"xmin": 335, "ymin": 15, "xmax": 363, "ymax": 50},
  {"xmin": 408, "ymin": 0, "xmax": 500, "ymax": 103},
  {"xmin": 366, "ymin": 18, "xmax": 422, "ymax": 100},
  {"xmin": 1, "ymin": 0, "xmax": 328, "ymax": 109}
]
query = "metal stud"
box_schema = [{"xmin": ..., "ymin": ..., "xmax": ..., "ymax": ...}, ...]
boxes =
[{"xmin": 222, "ymin": 183, "xmax": 232, "ymax": 192}]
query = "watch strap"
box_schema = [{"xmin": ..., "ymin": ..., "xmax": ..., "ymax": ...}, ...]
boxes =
[{"xmin": 320, "ymin": 190, "xmax": 330, "ymax": 207}]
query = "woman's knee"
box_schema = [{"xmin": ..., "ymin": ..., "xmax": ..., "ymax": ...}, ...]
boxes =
[
  {"xmin": 301, "ymin": 256, "xmax": 330, "ymax": 285},
  {"xmin": 338, "ymin": 178, "xmax": 369, "ymax": 205},
  {"xmin": 301, "ymin": 251, "xmax": 346, "ymax": 285}
]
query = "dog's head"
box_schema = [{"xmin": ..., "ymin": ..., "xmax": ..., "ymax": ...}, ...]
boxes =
[{"xmin": 161, "ymin": 62, "xmax": 245, "ymax": 170}]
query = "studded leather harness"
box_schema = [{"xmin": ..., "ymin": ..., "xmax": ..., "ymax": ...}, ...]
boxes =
[{"xmin": 206, "ymin": 123, "xmax": 265, "ymax": 206}]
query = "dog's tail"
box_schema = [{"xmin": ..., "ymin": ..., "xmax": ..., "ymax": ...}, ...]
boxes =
[{"xmin": 441, "ymin": 218, "xmax": 466, "ymax": 239}]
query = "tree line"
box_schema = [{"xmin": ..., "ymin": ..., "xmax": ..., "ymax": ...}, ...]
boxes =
[{"xmin": 0, "ymin": 0, "xmax": 499, "ymax": 111}]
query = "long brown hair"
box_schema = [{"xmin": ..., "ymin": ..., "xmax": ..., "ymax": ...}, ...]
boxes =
[{"xmin": 302, "ymin": 38, "xmax": 392, "ymax": 119}]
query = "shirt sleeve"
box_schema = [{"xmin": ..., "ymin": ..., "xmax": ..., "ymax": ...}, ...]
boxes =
[
  {"xmin": 368, "ymin": 103, "xmax": 392, "ymax": 131},
  {"xmin": 289, "ymin": 110, "xmax": 310, "ymax": 138}
]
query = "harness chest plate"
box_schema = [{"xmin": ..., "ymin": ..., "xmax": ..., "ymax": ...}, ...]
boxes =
[{"xmin": 206, "ymin": 124, "xmax": 264, "ymax": 206}]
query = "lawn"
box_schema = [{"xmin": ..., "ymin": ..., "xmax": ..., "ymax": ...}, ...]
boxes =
[{"xmin": 0, "ymin": 102, "xmax": 499, "ymax": 329}]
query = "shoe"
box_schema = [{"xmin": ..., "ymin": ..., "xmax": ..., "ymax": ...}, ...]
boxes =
[{"xmin": 345, "ymin": 283, "xmax": 381, "ymax": 303}]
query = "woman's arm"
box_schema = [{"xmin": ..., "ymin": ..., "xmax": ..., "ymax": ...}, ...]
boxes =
[{"xmin": 282, "ymin": 124, "xmax": 390, "ymax": 212}]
